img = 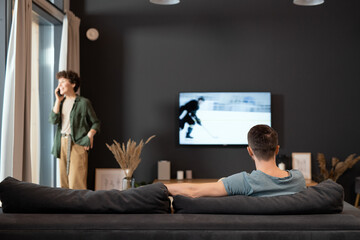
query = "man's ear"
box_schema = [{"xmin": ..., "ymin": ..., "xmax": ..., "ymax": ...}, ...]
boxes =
[
  {"xmin": 247, "ymin": 146, "xmax": 254, "ymax": 158},
  {"xmin": 275, "ymin": 145, "xmax": 280, "ymax": 155}
]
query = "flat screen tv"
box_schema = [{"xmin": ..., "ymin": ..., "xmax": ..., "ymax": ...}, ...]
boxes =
[{"xmin": 179, "ymin": 92, "xmax": 271, "ymax": 146}]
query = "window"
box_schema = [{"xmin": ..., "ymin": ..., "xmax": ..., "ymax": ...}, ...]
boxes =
[
  {"xmin": 0, "ymin": 0, "xmax": 65, "ymax": 186},
  {"xmin": 47, "ymin": 0, "xmax": 64, "ymax": 11},
  {"xmin": 32, "ymin": 3, "xmax": 62, "ymax": 186},
  {"xmin": 0, "ymin": 0, "xmax": 12, "ymax": 174}
]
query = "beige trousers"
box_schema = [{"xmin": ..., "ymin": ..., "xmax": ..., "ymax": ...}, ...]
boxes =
[{"xmin": 59, "ymin": 136, "xmax": 88, "ymax": 189}]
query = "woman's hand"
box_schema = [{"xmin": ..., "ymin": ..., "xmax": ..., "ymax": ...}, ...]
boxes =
[
  {"xmin": 54, "ymin": 86, "xmax": 64, "ymax": 101},
  {"xmin": 84, "ymin": 129, "xmax": 97, "ymax": 151},
  {"xmin": 52, "ymin": 87, "xmax": 64, "ymax": 114}
]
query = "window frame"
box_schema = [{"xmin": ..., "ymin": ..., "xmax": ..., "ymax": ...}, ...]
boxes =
[
  {"xmin": 0, "ymin": 0, "xmax": 13, "ymax": 168},
  {"xmin": 0, "ymin": 0, "xmax": 69, "ymax": 186},
  {"xmin": 31, "ymin": 0, "xmax": 65, "ymax": 187}
]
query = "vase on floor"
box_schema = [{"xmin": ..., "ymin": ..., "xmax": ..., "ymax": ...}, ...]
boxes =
[
  {"xmin": 106, "ymin": 135, "xmax": 156, "ymax": 191},
  {"xmin": 122, "ymin": 176, "xmax": 135, "ymax": 190}
]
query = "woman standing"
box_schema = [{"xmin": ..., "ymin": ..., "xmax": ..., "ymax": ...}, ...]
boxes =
[{"xmin": 49, "ymin": 70, "xmax": 100, "ymax": 189}]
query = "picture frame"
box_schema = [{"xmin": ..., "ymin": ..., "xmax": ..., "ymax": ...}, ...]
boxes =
[
  {"xmin": 95, "ymin": 168, "xmax": 126, "ymax": 191},
  {"xmin": 292, "ymin": 152, "xmax": 312, "ymax": 180}
]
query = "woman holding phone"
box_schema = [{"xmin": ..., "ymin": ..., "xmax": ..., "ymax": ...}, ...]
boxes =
[{"xmin": 49, "ymin": 70, "xmax": 100, "ymax": 189}]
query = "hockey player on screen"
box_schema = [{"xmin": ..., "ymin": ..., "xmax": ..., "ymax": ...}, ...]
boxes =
[{"xmin": 179, "ymin": 97, "xmax": 205, "ymax": 139}]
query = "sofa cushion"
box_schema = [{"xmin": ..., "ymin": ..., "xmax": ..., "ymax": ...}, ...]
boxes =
[
  {"xmin": 173, "ymin": 179, "xmax": 344, "ymax": 214},
  {"xmin": 0, "ymin": 177, "xmax": 170, "ymax": 213}
]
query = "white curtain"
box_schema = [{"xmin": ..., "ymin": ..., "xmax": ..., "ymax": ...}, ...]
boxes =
[
  {"xmin": 0, "ymin": 0, "xmax": 32, "ymax": 182},
  {"xmin": 59, "ymin": 10, "xmax": 81, "ymax": 73},
  {"xmin": 58, "ymin": 12, "xmax": 68, "ymax": 72},
  {"xmin": 30, "ymin": 21, "xmax": 40, "ymax": 184},
  {"xmin": 56, "ymin": 10, "xmax": 81, "ymax": 186}
]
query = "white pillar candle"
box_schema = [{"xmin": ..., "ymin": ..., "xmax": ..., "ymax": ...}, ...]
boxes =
[
  {"xmin": 278, "ymin": 162, "xmax": 286, "ymax": 170},
  {"xmin": 177, "ymin": 170, "xmax": 184, "ymax": 180}
]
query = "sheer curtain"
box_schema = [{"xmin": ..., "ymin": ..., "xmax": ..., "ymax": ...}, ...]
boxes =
[
  {"xmin": 0, "ymin": 0, "xmax": 33, "ymax": 182},
  {"xmin": 59, "ymin": 10, "xmax": 80, "ymax": 73},
  {"xmin": 56, "ymin": 10, "xmax": 81, "ymax": 186}
]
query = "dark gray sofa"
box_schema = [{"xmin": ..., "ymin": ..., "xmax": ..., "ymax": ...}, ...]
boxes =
[
  {"xmin": 1, "ymin": 177, "xmax": 360, "ymax": 240},
  {"xmin": 1, "ymin": 203, "xmax": 360, "ymax": 240}
]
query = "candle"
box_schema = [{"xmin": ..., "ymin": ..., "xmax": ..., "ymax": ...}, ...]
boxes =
[
  {"xmin": 177, "ymin": 170, "xmax": 184, "ymax": 180},
  {"xmin": 186, "ymin": 170, "xmax": 192, "ymax": 179},
  {"xmin": 278, "ymin": 162, "xmax": 285, "ymax": 170}
]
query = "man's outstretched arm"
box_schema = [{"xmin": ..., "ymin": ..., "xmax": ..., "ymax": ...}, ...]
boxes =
[{"xmin": 165, "ymin": 181, "xmax": 228, "ymax": 198}]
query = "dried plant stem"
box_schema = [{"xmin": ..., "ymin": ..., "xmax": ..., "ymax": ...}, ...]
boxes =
[
  {"xmin": 106, "ymin": 135, "xmax": 155, "ymax": 177},
  {"xmin": 317, "ymin": 153, "xmax": 360, "ymax": 182}
]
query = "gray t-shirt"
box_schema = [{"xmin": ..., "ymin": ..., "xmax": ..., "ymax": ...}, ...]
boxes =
[{"xmin": 222, "ymin": 169, "xmax": 306, "ymax": 197}]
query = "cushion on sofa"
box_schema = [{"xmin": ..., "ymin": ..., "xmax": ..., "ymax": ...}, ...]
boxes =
[
  {"xmin": 173, "ymin": 179, "xmax": 344, "ymax": 214},
  {"xmin": 0, "ymin": 177, "xmax": 170, "ymax": 213}
]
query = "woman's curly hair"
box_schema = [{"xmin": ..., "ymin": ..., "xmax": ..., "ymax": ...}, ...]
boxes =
[{"xmin": 56, "ymin": 70, "xmax": 81, "ymax": 92}]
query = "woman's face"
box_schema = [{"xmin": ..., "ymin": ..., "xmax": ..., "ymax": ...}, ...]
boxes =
[{"xmin": 58, "ymin": 77, "xmax": 75, "ymax": 95}]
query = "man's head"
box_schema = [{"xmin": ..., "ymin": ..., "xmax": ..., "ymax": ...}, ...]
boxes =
[
  {"xmin": 198, "ymin": 96, "xmax": 205, "ymax": 105},
  {"xmin": 247, "ymin": 124, "xmax": 279, "ymax": 161},
  {"xmin": 56, "ymin": 70, "xmax": 80, "ymax": 92}
]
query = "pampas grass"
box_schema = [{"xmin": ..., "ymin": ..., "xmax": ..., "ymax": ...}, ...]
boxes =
[
  {"xmin": 106, "ymin": 135, "xmax": 155, "ymax": 178},
  {"xmin": 317, "ymin": 153, "xmax": 360, "ymax": 182}
]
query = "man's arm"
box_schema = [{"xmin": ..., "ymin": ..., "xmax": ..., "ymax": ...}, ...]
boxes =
[{"xmin": 165, "ymin": 181, "xmax": 228, "ymax": 198}]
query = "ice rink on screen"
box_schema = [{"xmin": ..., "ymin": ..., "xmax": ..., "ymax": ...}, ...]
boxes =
[{"xmin": 179, "ymin": 110, "xmax": 271, "ymax": 145}]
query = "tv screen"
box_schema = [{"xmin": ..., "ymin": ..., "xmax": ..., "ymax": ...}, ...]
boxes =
[{"xmin": 179, "ymin": 92, "xmax": 271, "ymax": 145}]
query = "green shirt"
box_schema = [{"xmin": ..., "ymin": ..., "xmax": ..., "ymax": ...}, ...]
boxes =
[{"xmin": 49, "ymin": 95, "xmax": 101, "ymax": 158}]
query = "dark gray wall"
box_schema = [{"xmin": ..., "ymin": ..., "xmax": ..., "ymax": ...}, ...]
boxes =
[{"xmin": 71, "ymin": 0, "xmax": 360, "ymax": 203}]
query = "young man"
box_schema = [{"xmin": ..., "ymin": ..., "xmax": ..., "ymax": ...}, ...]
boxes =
[
  {"xmin": 49, "ymin": 71, "xmax": 100, "ymax": 189},
  {"xmin": 166, "ymin": 125, "xmax": 306, "ymax": 198}
]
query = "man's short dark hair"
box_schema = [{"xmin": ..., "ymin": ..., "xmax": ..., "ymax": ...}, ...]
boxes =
[
  {"xmin": 198, "ymin": 97, "xmax": 205, "ymax": 101},
  {"xmin": 56, "ymin": 70, "xmax": 80, "ymax": 92},
  {"xmin": 247, "ymin": 124, "xmax": 278, "ymax": 160}
]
